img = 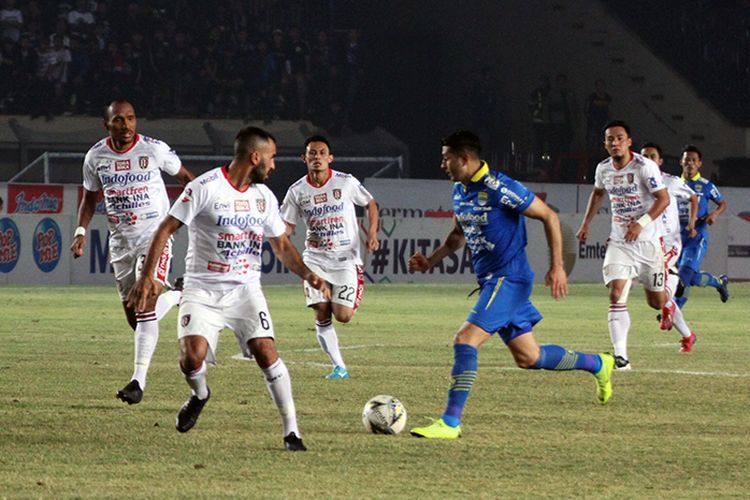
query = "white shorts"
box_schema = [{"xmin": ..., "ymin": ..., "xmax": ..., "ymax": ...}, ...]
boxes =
[
  {"xmin": 663, "ymin": 242, "xmax": 682, "ymax": 298},
  {"xmin": 112, "ymin": 238, "xmax": 173, "ymax": 301},
  {"xmin": 178, "ymin": 283, "xmax": 275, "ymax": 365},
  {"xmin": 303, "ymin": 261, "xmax": 364, "ymax": 311},
  {"xmin": 602, "ymin": 239, "xmax": 666, "ymax": 291}
]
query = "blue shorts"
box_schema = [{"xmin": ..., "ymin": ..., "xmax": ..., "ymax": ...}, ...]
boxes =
[
  {"xmin": 466, "ymin": 275, "xmax": 542, "ymax": 345},
  {"xmin": 678, "ymin": 233, "xmax": 708, "ymax": 273}
]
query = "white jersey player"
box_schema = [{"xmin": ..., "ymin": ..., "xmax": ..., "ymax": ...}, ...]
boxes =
[
  {"xmin": 128, "ymin": 126, "xmax": 329, "ymax": 451},
  {"xmin": 577, "ymin": 121, "xmax": 670, "ymax": 369},
  {"xmin": 640, "ymin": 143, "xmax": 698, "ymax": 353},
  {"xmin": 71, "ymin": 100, "xmax": 194, "ymax": 405},
  {"xmin": 280, "ymin": 135, "xmax": 379, "ymax": 380}
]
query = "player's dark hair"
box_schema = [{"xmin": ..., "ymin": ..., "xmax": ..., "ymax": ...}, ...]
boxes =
[
  {"xmin": 103, "ymin": 99, "xmax": 133, "ymax": 121},
  {"xmin": 682, "ymin": 144, "xmax": 702, "ymax": 160},
  {"xmin": 442, "ymin": 130, "xmax": 481, "ymax": 156},
  {"xmin": 304, "ymin": 134, "xmax": 332, "ymax": 153},
  {"xmin": 640, "ymin": 142, "xmax": 663, "ymax": 159},
  {"xmin": 234, "ymin": 126, "xmax": 276, "ymax": 159},
  {"xmin": 603, "ymin": 120, "xmax": 630, "ymax": 136}
]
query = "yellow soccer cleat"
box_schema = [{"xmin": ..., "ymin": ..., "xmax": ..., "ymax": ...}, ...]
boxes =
[
  {"xmin": 594, "ymin": 353, "xmax": 615, "ymax": 405},
  {"xmin": 410, "ymin": 418, "xmax": 461, "ymax": 439}
]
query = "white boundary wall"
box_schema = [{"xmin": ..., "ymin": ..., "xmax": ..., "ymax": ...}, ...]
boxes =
[{"xmin": 0, "ymin": 180, "xmax": 748, "ymax": 285}]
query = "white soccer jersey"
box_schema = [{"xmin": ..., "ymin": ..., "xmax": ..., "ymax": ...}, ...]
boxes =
[
  {"xmin": 82, "ymin": 134, "xmax": 181, "ymax": 257},
  {"xmin": 280, "ymin": 169, "xmax": 373, "ymax": 269},
  {"xmin": 659, "ymin": 172, "xmax": 695, "ymax": 249},
  {"xmin": 170, "ymin": 166, "xmax": 286, "ymax": 291},
  {"xmin": 594, "ymin": 152, "xmax": 665, "ymax": 242}
]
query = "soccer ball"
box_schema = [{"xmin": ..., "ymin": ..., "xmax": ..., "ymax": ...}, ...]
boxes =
[{"xmin": 362, "ymin": 395, "xmax": 407, "ymax": 435}]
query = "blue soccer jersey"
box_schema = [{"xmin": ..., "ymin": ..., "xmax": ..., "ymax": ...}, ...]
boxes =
[
  {"xmin": 679, "ymin": 174, "xmax": 723, "ymax": 238},
  {"xmin": 452, "ymin": 162, "xmax": 535, "ymax": 281}
]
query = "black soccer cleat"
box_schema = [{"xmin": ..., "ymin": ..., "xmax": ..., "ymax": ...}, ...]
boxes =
[
  {"xmin": 116, "ymin": 380, "xmax": 143, "ymax": 405},
  {"xmin": 175, "ymin": 389, "xmax": 210, "ymax": 433},
  {"xmin": 283, "ymin": 432, "xmax": 307, "ymax": 451},
  {"xmin": 718, "ymin": 275, "xmax": 729, "ymax": 303}
]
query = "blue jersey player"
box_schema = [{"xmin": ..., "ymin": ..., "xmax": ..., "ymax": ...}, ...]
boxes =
[
  {"xmin": 675, "ymin": 145, "xmax": 729, "ymax": 308},
  {"xmin": 408, "ymin": 130, "xmax": 614, "ymax": 439}
]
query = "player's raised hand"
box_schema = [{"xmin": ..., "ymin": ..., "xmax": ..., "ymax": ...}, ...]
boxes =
[
  {"xmin": 545, "ymin": 265, "xmax": 568, "ymax": 300},
  {"xmin": 127, "ymin": 276, "xmax": 160, "ymax": 312},
  {"xmin": 70, "ymin": 235, "xmax": 86, "ymax": 258},
  {"xmin": 408, "ymin": 252, "xmax": 429, "ymax": 273},
  {"xmin": 306, "ymin": 272, "xmax": 331, "ymax": 300}
]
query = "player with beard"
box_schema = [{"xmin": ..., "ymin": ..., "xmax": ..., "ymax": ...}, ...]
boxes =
[{"xmin": 128, "ymin": 126, "xmax": 329, "ymax": 451}]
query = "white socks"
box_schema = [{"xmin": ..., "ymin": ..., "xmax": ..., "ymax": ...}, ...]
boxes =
[
  {"xmin": 664, "ymin": 299, "xmax": 692, "ymax": 338},
  {"xmin": 608, "ymin": 304, "xmax": 631, "ymax": 361},
  {"xmin": 316, "ymin": 319, "xmax": 345, "ymax": 368},
  {"xmin": 155, "ymin": 290, "xmax": 181, "ymax": 321},
  {"xmin": 132, "ymin": 311, "xmax": 158, "ymax": 388},
  {"xmin": 185, "ymin": 361, "xmax": 209, "ymax": 399},
  {"xmin": 263, "ymin": 358, "xmax": 299, "ymax": 437}
]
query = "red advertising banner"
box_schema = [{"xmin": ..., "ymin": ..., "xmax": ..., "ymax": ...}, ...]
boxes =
[{"xmin": 8, "ymin": 184, "xmax": 64, "ymax": 214}]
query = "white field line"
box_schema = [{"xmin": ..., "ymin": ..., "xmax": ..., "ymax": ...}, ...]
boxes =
[
  {"xmin": 230, "ymin": 343, "xmax": 388, "ymax": 362},
  {"xmin": 230, "ymin": 347, "xmax": 750, "ymax": 377}
]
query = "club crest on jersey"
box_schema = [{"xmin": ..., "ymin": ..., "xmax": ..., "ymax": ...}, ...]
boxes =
[
  {"xmin": 694, "ymin": 184, "xmax": 703, "ymax": 191},
  {"xmin": 477, "ymin": 191, "xmax": 488, "ymax": 206},
  {"xmin": 115, "ymin": 160, "xmax": 131, "ymax": 171},
  {"xmin": 181, "ymin": 314, "xmax": 191, "ymax": 327},
  {"xmin": 613, "ymin": 175, "xmax": 623, "ymax": 185},
  {"xmin": 138, "ymin": 156, "xmax": 149, "ymax": 169},
  {"xmin": 627, "ymin": 173, "xmax": 635, "ymax": 184},
  {"xmin": 333, "ymin": 189, "xmax": 342, "ymax": 200},
  {"xmin": 256, "ymin": 198, "xmax": 266, "ymax": 213},
  {"xmin": 235, "ymin": 199, "xmax": 250, "ymax": 212},
  {"xmin": 314, "ymin": 193, "xmax": 328, "ymax": 204}
]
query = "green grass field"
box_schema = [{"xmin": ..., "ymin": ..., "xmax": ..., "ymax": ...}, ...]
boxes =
[{"xmin": 1, "ymin": 283, "xmax": 748, "ymax": 498}]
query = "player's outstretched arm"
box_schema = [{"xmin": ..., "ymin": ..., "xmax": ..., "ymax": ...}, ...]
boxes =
[
  {"xmin": 706, "ymin": 199, "xmax": 727, "ymax": 225},
  {"xmin": 524, "ymin": 197, "xmax": 568, "ymax": 299},
  {"xmin": 127, "ymin": 216, "xmax": 183, "ymax": 312},
  {"xmin": 408, "ymin": 217, "xmax": 465, "ymax": 273},
  {"xmin": 576, "ymin": 187, "xmax": 605, "ymax": 242},
  {"xmin": 269, "ymin": 234, "xmax": 331, "ymax": 299},
  {"xmin": 365, "ymin": 199, "xmax": 380, "ymax": 252},
  {"xmin": 70, "ymin": 189, "xmax": 99, "ymax": 258},
  {"xmin": 174, "ymin": 165, "xmax": 196, "ymax": 186}
]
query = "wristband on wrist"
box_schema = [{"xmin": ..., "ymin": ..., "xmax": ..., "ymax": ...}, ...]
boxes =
[
  {"xmin": 74, "ymin": 226, "xmax": 86, "ymax": 238},
  {"xmin": 636, "ymin": 214, "xmax": 652, "ymax": 228}
]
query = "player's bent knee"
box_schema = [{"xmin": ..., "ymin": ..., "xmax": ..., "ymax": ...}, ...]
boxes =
[{"xmin": 333, "ymin": 310, "xmax": 354, "ymax": 323}]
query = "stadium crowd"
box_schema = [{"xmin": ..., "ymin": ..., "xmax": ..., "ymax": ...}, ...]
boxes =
[{"xmin": 0, "ymin": 0, "xmax": 363, "ymax": 133}]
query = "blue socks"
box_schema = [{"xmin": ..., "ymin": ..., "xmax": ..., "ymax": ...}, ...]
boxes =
[
  {"xmin": 532, "ymin": 344, "xmax": 602, "ymax": 374},
  {"xmin": 697, "ymin": 272, "xmax": 721, "ymax": 288},
  {"xmin": 442, "ymin": 344, "xmax": 478, "ymax": 428}
]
